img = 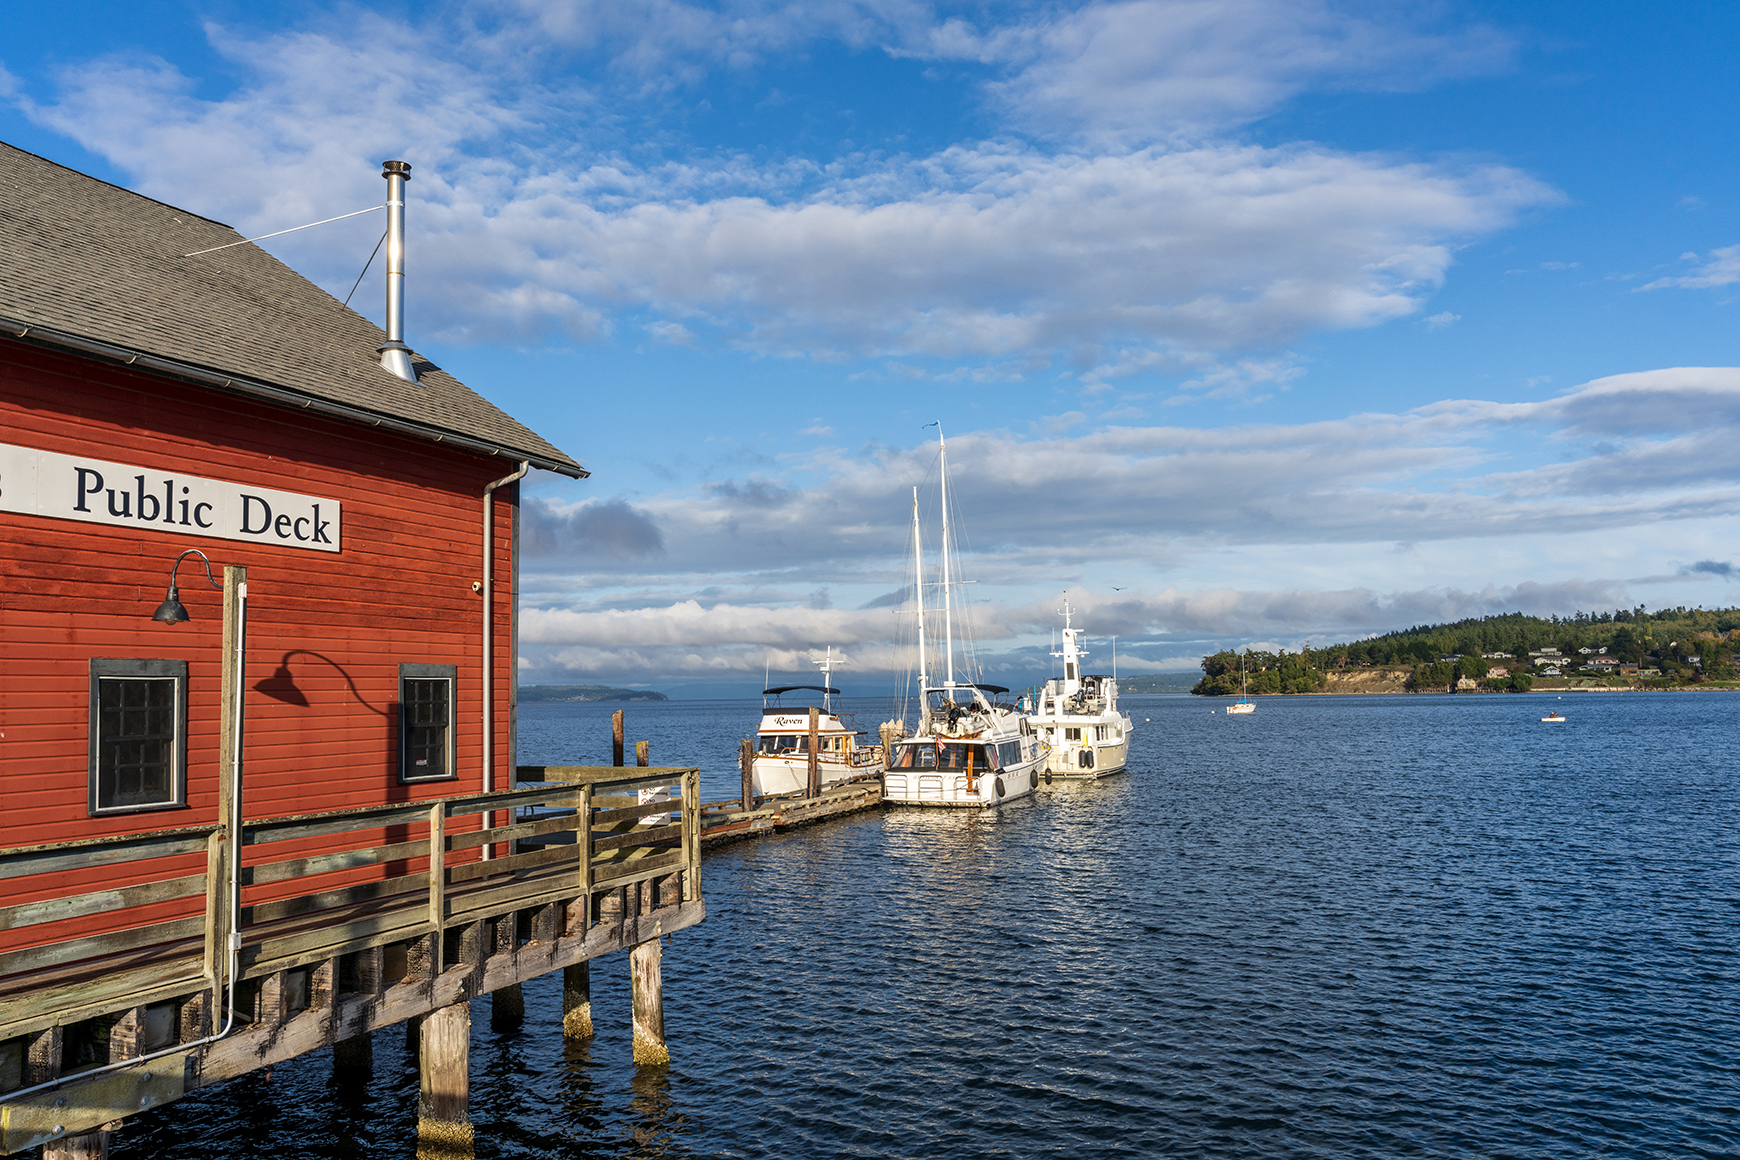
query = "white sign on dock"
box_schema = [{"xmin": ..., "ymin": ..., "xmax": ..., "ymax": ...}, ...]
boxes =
[{"xmin": 0, "ymin": 441, "xmax": 342, "ymax": 552}]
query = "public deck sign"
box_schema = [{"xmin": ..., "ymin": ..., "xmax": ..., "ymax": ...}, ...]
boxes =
[{"xmin": 0, "ymin": 441, "xmax": 342, "ymax": 552}]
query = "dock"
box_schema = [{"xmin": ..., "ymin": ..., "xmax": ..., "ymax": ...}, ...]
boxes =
[
  {"xmin": 0, "ymin": 766, "xmax": 704, "ymax": 1158},
  {"xmin": 699, "ymin": 777, "xmax": 884, "ymax": 845}
]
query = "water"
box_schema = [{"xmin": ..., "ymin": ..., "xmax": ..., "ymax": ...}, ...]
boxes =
[{"xmin": 114, "ymin": 692, "xmax": 1739, "ymax": 1158}]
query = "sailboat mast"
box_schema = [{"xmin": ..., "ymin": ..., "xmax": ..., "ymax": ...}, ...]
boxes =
[
  {"xmin": 912, "ymin": 486, "xmax": 930, "ymax": 725},
  {"xmin": 938, "ymin": 427, "xmax": 955, "ymax": 688}
]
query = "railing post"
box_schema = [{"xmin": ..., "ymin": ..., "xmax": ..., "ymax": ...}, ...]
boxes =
[
  {"xmin": 428, "ymin": 804, "xmax": 446, "ymax": 975},
  {"xmin": 577, "ymin": 783, "xmax": 593, "ymax": 906},
  {"xmin": 682, "ymin": 770, "xmax": 701, "ymax": 902}
]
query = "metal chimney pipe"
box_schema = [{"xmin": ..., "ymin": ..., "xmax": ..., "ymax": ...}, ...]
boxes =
[{"xmin": 377, "ymin": 159, "xmax": 418, "ymax": 383}]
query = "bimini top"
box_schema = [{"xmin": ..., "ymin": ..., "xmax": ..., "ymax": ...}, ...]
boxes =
[
  {"xmin": 762, "ymin": 685, "xmax": 841, "ymax": 697},
  {"xmin": 0, "ymin": 142, "xmax": 583, "ymax": 478},
  {"xmin": 930, "ymin": 682, "xmax": 1010, "ymax": 695}
]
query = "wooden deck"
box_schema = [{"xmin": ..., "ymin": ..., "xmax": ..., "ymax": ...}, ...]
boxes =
[{"xmin": 0, "ymin": 766, "xmax": 704, "ymax": 1155}]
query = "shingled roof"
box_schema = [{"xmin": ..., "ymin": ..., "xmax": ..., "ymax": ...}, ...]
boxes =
[{"xmin": 0, "ymin": 142, "xmax": 584, "ymax": 478}]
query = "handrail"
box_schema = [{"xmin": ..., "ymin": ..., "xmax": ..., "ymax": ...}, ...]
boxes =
[
  {"xmin": 0, "ymin": 822, "xmax": 222, "ymax": 863},
  {"xmin": 0, "ymin": 774, "xmax": 703, "ymax": 1050}
]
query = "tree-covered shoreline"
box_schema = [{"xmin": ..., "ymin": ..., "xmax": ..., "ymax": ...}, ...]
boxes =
[{"xmin": 1193, "ymin": 607, "xmax": 1740, "ymax": 695}]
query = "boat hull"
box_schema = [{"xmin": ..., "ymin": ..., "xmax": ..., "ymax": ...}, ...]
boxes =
[
  {"xmin": 753, "ymin": 756, "xmax": 870, "ymax": 797},
  {"xmin": 882, "ymin": 756, "xmax": 1043, "ymax": 807},
  {"xmin": 1043, "ymin": 737, "xmax": 1129, "ymax": 779}
]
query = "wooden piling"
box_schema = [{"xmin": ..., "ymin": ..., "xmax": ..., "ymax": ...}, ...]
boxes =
[
  {"xmin": 612, "ymin": 710, "xmax": 624, "ymax": 767},
  {"xmin": 636, "ymin": 740, "xmax": 649, "ymax": 767},
  {"xmin": 490, "ymin": 984, "xmax": 524, "ymax": 1031},
  {"xmin": 807, "ymin": 706, "xmax": 821, "ymax": 797},
  {"xmin": 629, "ymin": 939, "xmax": 668, "ymax": 1067},
  {"xmin": 417, "ymin": 1002, "xmax": 473, "ymax": 1158},
  {"xmin": 562, "ymin": 963, "xmax": 594, "ymax": 1040},
  {"xmin": 42, "ymin": 1132, "xmax": 107, "ymax": 1160},
  {"xmin": 740, "ymin": 737, "xmax": 754, "ymax": 811},
  {"xmin": 332, "ymin": 1031, "xmax": 373, "ymax": 1075}
]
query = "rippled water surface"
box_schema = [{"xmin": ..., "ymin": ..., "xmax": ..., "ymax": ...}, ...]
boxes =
[{"xmin": 116, "ymin": 692, "xmax": 1740, "ymax": 1158}]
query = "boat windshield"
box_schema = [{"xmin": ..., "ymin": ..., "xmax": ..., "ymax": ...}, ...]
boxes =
[{"xmin": 889, "ymin": 742, "xmax": 999, "ymax": 770}]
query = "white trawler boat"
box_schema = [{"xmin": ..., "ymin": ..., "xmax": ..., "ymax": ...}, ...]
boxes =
[
  {"xmin": 752, "ymin": 650, "xmax": 883, "ymax": 796},
  {"xmin": 1026, "ymin": 600, "xmax": 1133, "ymax": 778},
  {"xmin": 883, "ymin": 429, "xmax": 1046, "ymax": 808}
]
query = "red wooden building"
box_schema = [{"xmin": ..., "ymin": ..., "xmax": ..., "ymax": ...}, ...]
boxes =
[{"xmin": 0, "ymin": 140, "xmax": 583, "ymax": 882}]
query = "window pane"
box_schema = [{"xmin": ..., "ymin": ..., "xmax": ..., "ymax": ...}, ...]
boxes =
[
  {"xmin": 404, "ymin": 678, "xmax": 450, "ymax": 777},
  {"xmin": 97, "ymin": 677, "xmax": 177, "ymax": 809}
]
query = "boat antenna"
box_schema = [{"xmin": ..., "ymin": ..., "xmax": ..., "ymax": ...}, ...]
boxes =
[
  {"xmin": 764, "ymin": 654, "xmax": 770, "ymax": 707},
  {"xmin": 814, "ymin": 647, "xmax": 838, "ymax": 712}
]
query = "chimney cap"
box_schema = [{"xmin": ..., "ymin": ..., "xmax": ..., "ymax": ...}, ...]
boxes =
[{"xmin": 381, "ymin": 160, "xmax": 412, "ymax": 179}]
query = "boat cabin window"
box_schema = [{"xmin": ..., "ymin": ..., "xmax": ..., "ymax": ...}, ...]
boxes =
[
  {"xmin": 89, "ymin": 658, "xmax": 187, "ymax": 814},
  {"xmin": 760, "ymin": 735, "xmax": 803, "ymax": 754},
  {"xmin": 1065, "ymin": 727, "xmax": 1082, "ymax": 742},
  {"xmin": 400, "ymin": 664, "xmax": 458, "ymax": 783}
]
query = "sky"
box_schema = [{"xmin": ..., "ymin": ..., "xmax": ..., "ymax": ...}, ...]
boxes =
[{"xmin": 5, "ymin": 0, "xmax": 1740, "ymax": 696}]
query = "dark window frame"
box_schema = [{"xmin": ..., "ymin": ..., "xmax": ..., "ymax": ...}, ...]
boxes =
[
  {"xmin": 89, "ymin": 658, "xmax": 189, "ymax": 816},
  {"xmin": 399, "ymin": 663, "xmax": 458, "ymax": 784}
]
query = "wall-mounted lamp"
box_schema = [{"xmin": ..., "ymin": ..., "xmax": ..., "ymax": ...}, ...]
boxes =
[{"xmin": 152, "ymin": 549, "xmax": 222, "ymax": 624}]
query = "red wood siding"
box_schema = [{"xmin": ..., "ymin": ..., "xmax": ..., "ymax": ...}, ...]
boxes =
[{"xmin": 0, "ymin": 341, "xmax": 524, "ymax": 856}]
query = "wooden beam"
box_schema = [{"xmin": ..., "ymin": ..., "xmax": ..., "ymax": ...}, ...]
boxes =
[
  {"xmin": 740, "ymin": 738, "xmax": 754, "ymax": 812},
  {"xmin": 807, "ymin": 706, "xmax": 821, "ymax": 798},
  {"xmin": 612, "ymin": 709, "xmax": 624, "ymax": 767}
]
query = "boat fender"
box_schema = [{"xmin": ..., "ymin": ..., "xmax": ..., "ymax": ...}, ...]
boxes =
[
  {"xmin": 994, "ymin": 777, "xmax": 1006, "ymax": 799},
  {"xmin": 1029, "ymin": 769, "xmax": 1039, "ymax": 790}
]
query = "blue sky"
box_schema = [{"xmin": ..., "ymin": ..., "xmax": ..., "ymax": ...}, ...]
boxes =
[{"xmin": 6, "ymin": 1, "xmax": 1740, "ymax": 694}]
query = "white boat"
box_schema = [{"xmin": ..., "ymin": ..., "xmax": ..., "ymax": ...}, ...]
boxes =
[
  {"xmin": 1225, "ymin": 653, "xmax": 1256, "ymax": 714},
  {"xmin": 882, "ymin": 429, "xmax": 1046, "ymax": 808},
  {"xmin": 1541, "ymin": 712, "xmax": 1566, "ymax": 722},
  {"xmin": 1026, "ymin": 599, "xmax": 1132, "ymax": 778},
  {"xmin": 752, "ymin": 649, "xmax": 883, "ymax": 796}
]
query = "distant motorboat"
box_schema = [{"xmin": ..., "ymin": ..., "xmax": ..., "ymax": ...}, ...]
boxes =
[{"xmin": 1541, "ymin": 712, "xmax": 1566, "ymax": 722}]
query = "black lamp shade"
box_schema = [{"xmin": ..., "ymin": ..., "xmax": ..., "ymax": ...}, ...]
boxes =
[{"xmin": 152, "ymin": 585, "xmax": 190, "ymax": 624}]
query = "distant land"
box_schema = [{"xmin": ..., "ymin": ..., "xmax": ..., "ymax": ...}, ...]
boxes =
[
  {"xmin": 1115, "ymin": 673, "xmax": 1203, "ymax": 694},
  {"xmin": 1194, "ymin": 607, "xmax": 1740, "ymax": 696},
  {"xmin": 519, "ymin": 684, "xmax": 669, "ymax": 703}
]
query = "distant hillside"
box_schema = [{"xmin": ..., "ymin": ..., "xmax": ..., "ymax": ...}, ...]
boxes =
[
  {"xmin": 519, "ymin": 684, "xmax": 668, "ymax": 703},
  {"xmin": 1194, "ymin": 606, "xmax": 1740, "ymax": 695},
  {"xmin": 1116, "ymin": 673, "xmax": 1202, "ymax": 694}
]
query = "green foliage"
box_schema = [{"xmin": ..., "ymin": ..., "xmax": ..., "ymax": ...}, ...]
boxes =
[
  {"xmin": 1194, "ymin": 605, "xmax": 1740, "ymax": 694},
  {"xmin": 1193, "ymin": 649, "xmax": 1327, "ymax": 696}
]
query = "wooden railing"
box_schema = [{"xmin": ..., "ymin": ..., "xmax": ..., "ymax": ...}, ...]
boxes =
[{"xmin": 0, "ymin": 768, "xmax": 701, "ymax": 1054}]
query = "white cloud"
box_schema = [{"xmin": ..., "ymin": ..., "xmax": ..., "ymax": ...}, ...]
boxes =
[
  {"xmin": 1639, "ymin": 244, "xmax": 1740, "ymax": 291},
  {"xmin": 9, "ymin": 8, "xmax": 1553, "ymax": 371},
  {"xmin": 977, "ymin": 0, "xmax": 1513, "ymax": 142},
  {"xmin": 1423, "ymin": 310, "xmax": 1459, "ymax": 328}
]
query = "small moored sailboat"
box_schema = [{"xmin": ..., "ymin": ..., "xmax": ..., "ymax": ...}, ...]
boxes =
[{"xmin": 1225, "ymin": 653, "xmax": 1256, "ymax": 715}]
